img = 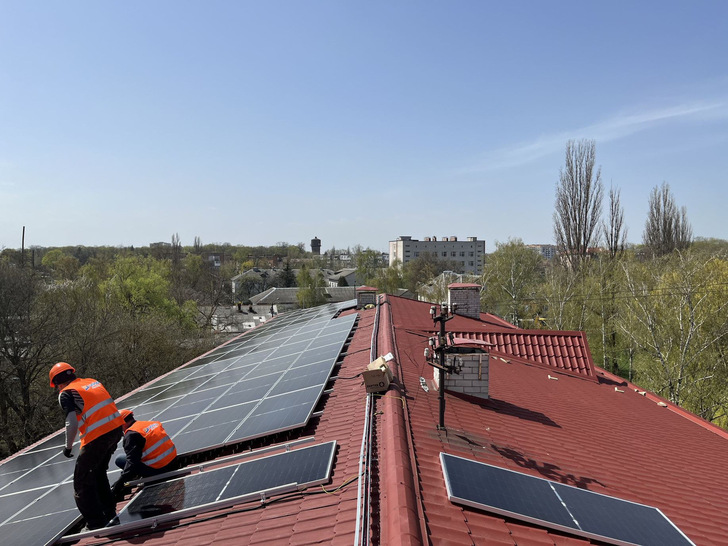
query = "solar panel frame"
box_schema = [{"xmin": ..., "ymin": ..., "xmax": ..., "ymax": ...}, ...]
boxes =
[{"xmin": 440, "ymin": 453, "xmax": 695, "ymax": 546}]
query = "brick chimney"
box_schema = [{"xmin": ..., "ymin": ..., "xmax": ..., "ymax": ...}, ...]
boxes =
[
  {"xmin": 448, "ymin": 283, "xmax": 481, "ymax": 319},
  {"xmin": 356, "ymin": 286, "xmax": 378, "ymax": 309},
  {"xmin": 432, "ymin": 339, "xmax": 490, "ymax": 399}
]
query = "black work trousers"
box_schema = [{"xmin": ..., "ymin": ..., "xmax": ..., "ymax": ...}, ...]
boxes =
[{"xmin": 73, "ymin": 426, "xmax": 123, "ymax": 529}]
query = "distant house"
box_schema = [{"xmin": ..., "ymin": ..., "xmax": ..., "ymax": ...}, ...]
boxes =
[
  {"xmin": 326, "ymin": 268, "xmax": 358, "ymax": 287},
  {"xmin": 249, "ymin": 286, "xmax": 357, "ymax": 313}
]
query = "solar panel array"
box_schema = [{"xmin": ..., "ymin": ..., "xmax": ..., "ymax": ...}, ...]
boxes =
[
  {"xmin": 119, "ymin": 302, "xmax": 357, "ymax": 454},
  {"xmin": 440, "ymin": 453, "xmax": 695, "ymax": 546},
  {"xmin": 0, "ymin": 301, "xmax": 356, "ymax": 546}
]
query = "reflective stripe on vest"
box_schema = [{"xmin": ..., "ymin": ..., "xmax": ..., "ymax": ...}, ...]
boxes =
[
  {"xmin": 129, "ymin": 420, "xmax": 177, "ymax": 469},
  {"xmin": 143, "ymin": 437, "xmax": 176, "ymax": 467},
  {"xmin": 63, "ymin": 378, "xmax": 123, "ymax": 446}
]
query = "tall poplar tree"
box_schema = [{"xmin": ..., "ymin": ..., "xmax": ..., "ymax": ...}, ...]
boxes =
[{"xmin": 553, "ymin": 139, "xmax": 604, "ymax": 268}]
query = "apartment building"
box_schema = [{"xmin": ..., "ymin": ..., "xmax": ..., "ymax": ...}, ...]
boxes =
[{"xmin": 388, "ymin": 235, "xmax": 485, "ymax": 275}]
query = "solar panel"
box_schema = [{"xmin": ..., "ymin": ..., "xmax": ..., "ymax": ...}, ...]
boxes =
[
  {"xmin": 118, "ymin": 441, "xmax": 335, "ymax": 523},
  {"xmin": 440, "ymin": 453, "xmax": 694, "ymax": 546}
]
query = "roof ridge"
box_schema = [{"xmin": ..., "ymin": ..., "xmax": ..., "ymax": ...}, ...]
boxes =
[{"xmin": 376, "ymin": 295, "xmax": 426, "ymax": 545}]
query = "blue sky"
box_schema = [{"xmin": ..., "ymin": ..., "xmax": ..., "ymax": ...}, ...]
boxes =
[{"xmin": 1, "ymin": 1, "xmax": 727, "ymax": 253}]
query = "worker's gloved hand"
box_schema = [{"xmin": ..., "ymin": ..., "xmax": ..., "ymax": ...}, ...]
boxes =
[
  {"xmin": 111, "ymin": 479, "xmax": 128, "ymax": 501},
  {"xmin": 62, "ymin": 447, "xmax": 73, "ymax": 458}
]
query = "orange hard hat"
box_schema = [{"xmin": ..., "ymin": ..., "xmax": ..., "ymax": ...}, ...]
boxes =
[
  {"xmin": 49, "ymin": 362, "xmax": 75, "ymax": 388},
  {"xmin": 120, "ymin": 409, "xmax": 134, "ymax": 422}
]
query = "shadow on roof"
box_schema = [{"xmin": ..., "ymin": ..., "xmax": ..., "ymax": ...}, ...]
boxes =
[
  {"xmin": 451, "ymin": 392, "xmax": 561, "ymax": 428},
  {"xmin": 491, "ymin": 444, "xmax": 607, "ymax": 490}
]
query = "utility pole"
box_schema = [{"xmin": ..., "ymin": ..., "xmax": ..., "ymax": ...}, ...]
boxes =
[{"xmin": 21, "ymin": 226, "xmax": 26, "ymax": 268}]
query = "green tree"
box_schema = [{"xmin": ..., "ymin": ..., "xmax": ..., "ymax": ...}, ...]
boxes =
[
  {"xmin": 278, "ymin": 259, "xmax": 297, "ymax": 288},
  {"xmin": 41, "ymin": 249, "xmax": 80, "ymax": 280},
  {"xmin": 0, "ymin": 264, "xmax": 65, "ymax": 454},
  {"xmin": 373, "ymin": 260, "xmax": 405, "ymax": 295},
  {"xmin": 643, "ymin": 182, "xmax": 692, "ymax": 257},
  {"xmin": 480, "ymin": 239, "xmax": 544, "ymax": 326},
  {"xmin": 296, "ymin": 265, "xmax": 327, "ymax": 308},
  {"xmin": 540, "ymin": 265, "xmax": 575, "ymax": 330},
  {"xmin": 355, "ymin": 248, "xmax": 383, "ymax": 286},
  {"xmin": 403, "ymin": 253, "xmax": 461, "ymax": 296},
  {"xmin": 103, "ymin": 257, "xmax": 178, "ymax": 318},
  {"xmin": 620, "ymin": 250, "xmax": 728, "ymax": 418}
]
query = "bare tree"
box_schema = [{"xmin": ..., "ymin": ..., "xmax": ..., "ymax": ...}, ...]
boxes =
[
  {"xmin": 643, "ymin": 182, "xmax": 692, "ymax": 256},
  {"xmin": 554, "ymin": 139, "xmax": 604, "ymax": 268},
  {"xmin": 603, "ymin": 185, "xmax": 627, "ymax": 259}
]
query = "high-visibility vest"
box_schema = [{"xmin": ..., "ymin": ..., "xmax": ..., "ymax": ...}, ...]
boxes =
[
  {"xmin": 128, "ymin": 420, "xmax": 177, "ymax": 469},
  {"xmin": 62, "ymin": 378, "xmax": 123, "ymax": 447}
]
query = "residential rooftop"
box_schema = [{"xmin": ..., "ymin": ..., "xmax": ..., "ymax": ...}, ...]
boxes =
[{"xmin": 3, "ymin": 293, "xmax": 728, "ymax": 545}]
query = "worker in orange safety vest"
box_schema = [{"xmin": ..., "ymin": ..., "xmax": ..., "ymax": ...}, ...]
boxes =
[
  {"xmin": 112, "ymin": 409, "xmax": 179, "ymax": 498},
  {"xmin": 50, "ymin": 362, "xmax": 123, "ymax": 530}
]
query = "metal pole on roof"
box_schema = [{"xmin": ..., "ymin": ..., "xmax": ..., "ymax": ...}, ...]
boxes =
[
  {"xmin": 429, "ymin": 303, "xmax": 457, "ymax": 430},
  {"xmin": 437, "ymin": 313, "xmax": 447, "ymax": 429}
]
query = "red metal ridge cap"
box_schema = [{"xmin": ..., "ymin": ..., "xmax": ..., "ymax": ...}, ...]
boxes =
[{"xmin": 376, "ymin": 294, "xmax": 426, "ymax": 546}]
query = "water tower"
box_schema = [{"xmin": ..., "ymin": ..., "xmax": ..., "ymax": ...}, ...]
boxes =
[{"xmin": 311, "ymin": 237, "xmax": 321, "ymax": 255}]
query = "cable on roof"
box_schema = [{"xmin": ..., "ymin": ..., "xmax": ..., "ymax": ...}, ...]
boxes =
[{"xmin": 320, "ymin": 471, "xmax": 363, "ymax": 494}]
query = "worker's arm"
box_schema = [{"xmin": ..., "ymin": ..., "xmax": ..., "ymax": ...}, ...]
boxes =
[
  {"xmin": 58, "ymin": 390, "xmax": 80, "ymax": 456},
  {"xmin": 118, "ymin": 430, "xmax": 146, "ymax": 483}
]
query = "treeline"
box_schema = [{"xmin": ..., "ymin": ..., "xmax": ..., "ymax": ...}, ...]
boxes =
[{"xmin": 0, "ymin": 238, "xmax": 308, "ymax": 457}]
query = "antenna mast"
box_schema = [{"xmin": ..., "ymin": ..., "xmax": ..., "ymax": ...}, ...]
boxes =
[{"xmin": 424, "ymin": 303, "xmax": 461, "ymax": 430}]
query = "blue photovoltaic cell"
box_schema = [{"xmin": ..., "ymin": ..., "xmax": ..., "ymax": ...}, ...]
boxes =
[
  {"xmin": 441, "ymin": 453, "xmax": 694, "ymax": 546},
  {"xmin": 1, "ymin": 457, "xmax": 75, "ymax": 495},
  {"xmin": 0, "ymin": 510, "xmax": 78, "ymax": 546},
  {"xmin": 0, "ymin": 488, "xmax": 53, "ymax": 522},
  {"xmin": 553, "ymin": 482, "xmax": 693, "ymax": 546}
]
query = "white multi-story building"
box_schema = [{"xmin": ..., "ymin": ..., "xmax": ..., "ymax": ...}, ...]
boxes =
[
  {"xmin": 388, "ymin": 235, "xmax": 486, "ymax": 275},
  {"xmin": 527, "ymin": 244, "xmax": 557, "ymax": 260}
]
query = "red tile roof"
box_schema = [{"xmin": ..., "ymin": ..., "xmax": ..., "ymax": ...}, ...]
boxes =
[
  {"xmin": 452, "ymin": 330, "xmax": 596, "ymax": 378},
  {"xmin": 29, "ymin": 294, "xmax": 728, "ymax": 545},
  {"xmin": 377, "ymin": 295, "xmax": 728, "ymax": 545}
]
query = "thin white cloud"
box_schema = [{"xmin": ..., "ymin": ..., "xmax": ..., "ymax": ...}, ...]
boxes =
[{"xmin": 462, "ymin": 100, "xmax": 728, "ymax": 173}]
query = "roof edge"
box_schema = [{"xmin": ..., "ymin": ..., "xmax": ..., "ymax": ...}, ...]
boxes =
[{"xmin": 595, "ymin": 366, "xmax": 728, "ymax": 441}]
